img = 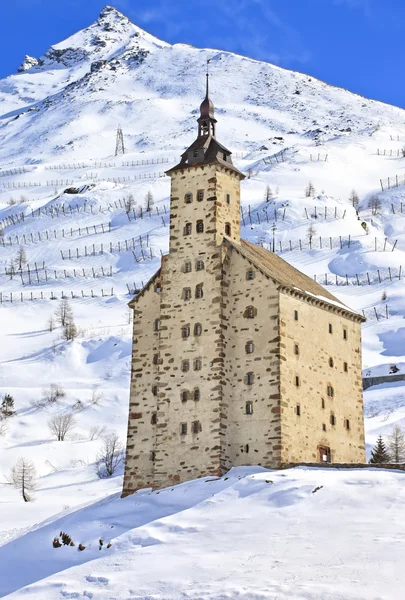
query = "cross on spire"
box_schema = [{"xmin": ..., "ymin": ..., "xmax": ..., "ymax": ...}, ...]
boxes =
[{"xmin": 198, "ymin": 59, "xmax": 217, "ymax": 138}]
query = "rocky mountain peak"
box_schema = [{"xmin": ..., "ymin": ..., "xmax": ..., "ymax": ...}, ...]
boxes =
[{"xmin": 17, "ymin": 55, "xmax": 39, "ymax": 73}]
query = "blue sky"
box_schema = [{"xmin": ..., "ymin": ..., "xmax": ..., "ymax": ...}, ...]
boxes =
[{"xmin": 1, "ymin": 0, "xmax": 405, "ymax": 108}]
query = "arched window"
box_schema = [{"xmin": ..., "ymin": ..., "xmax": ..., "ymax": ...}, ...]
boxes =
[
  {"xmin": 154, "ymin": 319, "xmax": 160, "ymax": 332},
  {"xmin": 327, "ymin": 385, "xmax": 334, "ymax": 398},
  {"xmin": 182, "ymin": 326, "xmax": 190, "ymax": 339},
  {"xmin": 246, "ymin": 372, "xmax": 254, "ymax": 385},
  {"xmin": 181, "ymin": 390, "xmax": 188, "ymax": 403},
  {"xmin": 329, "ymin": 357, "xmax": 334, "ymax": 368},
  {"xmin": 185, "ymin": 193, "xmax": 193, "ymax": 204},
  {"xmin": 194, "ymin": 323, "xmax": 202, "ymax": 336},
  {"xmin": 194, "ymin": 358, "xmax": 202, "ymax": 371},
  {"xmin": 196, "ymin": 260, "xmax": 204, "ymax": 271},
  {"xmin": 196, "ymin": 220, "xmax": 204, "ymax": 233},
  {"xmin": 245, "ymin": 306, "xmax": 255, "ymax": 319},
  {"xmin": 182, "ymin": 360, "xmax": 190, "ymax": 372},
  {"xmin": 195, "ymin": 284, "xmax": 203, "ymax": 299},
  {"xmin": 194, "ymin": 388, "xmax": 200, "ymax": 401},
  {"xmin": 184, "ymin": 223, "xmax": 192, "ymax": 236},
  {"xmin": 245, "ymin": 341, "xmax": 254, "ymax": 354},
  {"xmin": 246, "ymin": 269, "xmax": 254, "ymax": 281},
  {"xmin": 225, "ymin": 223, "xmax": 231, "ymax": 236}
]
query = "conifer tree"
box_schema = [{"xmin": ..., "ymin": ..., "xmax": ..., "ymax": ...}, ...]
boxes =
[
  {"xmin": 369, "ymin": 435, "xmax": 390, "ymax": 464},
  {"xmin": 1, "ymin": 394, "xmax": 15, "ymax": 418},
  {"xmin": 265, "ymin": 185, "xmax": 273, "ymax": 203},
  {"xmin": 305, "ymin": 181, "xmax": 315, "ymax": 197}
]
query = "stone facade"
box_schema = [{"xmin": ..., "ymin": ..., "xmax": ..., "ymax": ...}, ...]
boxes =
[{"xmin": 122, "ymin": 86, "xmax": 366, "ymax": 497}]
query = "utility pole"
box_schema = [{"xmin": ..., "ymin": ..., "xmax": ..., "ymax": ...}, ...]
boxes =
[{"xmin": 115, "ymin": 125, "xmax": 125, "ymax": 156}]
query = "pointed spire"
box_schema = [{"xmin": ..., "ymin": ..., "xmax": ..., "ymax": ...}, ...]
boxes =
[{"xmin": 198, "ymin": 59, "xmax": 216, "ymax": 137}]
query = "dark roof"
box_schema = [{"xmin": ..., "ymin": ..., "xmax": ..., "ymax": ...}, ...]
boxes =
[{"xmin": 227, "ymin": 238, "xmax": 364, "ymax": 321}]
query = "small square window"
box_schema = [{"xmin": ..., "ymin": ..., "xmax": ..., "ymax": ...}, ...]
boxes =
[
  {"xmin": 294, "ymin": 310, "xmax": 298, "ymax": 321},
  {"xmin": 322, "ymin": 423, "xmax": 326, "ymax": 432},
  {"xmin": 246, "ymin": 401, "xmax": 253, "ymax": 414},
  {"xmin": 296, "ymin": 404, "xmax": 301, "ymax": 416},
  {"xmin": 246, "ymin": 269, "xmax": 254, "ymax": 281},
  {"xmin": 180, "ymin": 423, "xmax": 187, "ymax": 435},
  {"xmin": 245, "ymin": 341, "xmax": 254, "ymax": 354},
  {"xmin": 329, "ymin": 324, "xmax": 333, "ymax": 334},
  {"xmin": 185, "ymin": 193, "xmax": 193, "ymax": 204},
  {"xmin": 344, "ymin": 362, "xmax": 348, "ymax": 372}
]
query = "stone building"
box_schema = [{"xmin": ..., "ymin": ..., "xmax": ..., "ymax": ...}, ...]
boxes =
[{"xmin": 122, "ymin": 77, "xmax": 366, "ymax": 496}]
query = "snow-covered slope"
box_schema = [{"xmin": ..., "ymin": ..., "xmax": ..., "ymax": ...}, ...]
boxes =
[{"xmin": 1, "ymin": 6, "xmax": 405, "ymax": 597}]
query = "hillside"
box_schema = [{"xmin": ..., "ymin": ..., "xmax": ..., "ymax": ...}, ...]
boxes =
[{"xmin": 1, "ymin": 5, "xmax": 405, "ymax": 597}]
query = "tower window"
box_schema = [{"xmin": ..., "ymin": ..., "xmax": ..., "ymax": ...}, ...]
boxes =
[
  {"xmin": 150, "ymin": 451, "xmax": 156, "ymax": 462},
  {"xmin": 245, "ymin": 341, "xmax": 254, "ymax": 354},
  {"xmin": 182, "ymin": 360, "xmax": 190, "ymax": 372},
  {"xmin": 193, "ymin": 149, "xmax": 199, "ymax": 158},
  {"xmin": 327, "ymin": 385, "xmax": 334, "ymax": 398},
  {"xmin": 194, "ymin": 388, "xmax": 200, "ymax": 401},
  {"xmin": 246, "ymin": 269, "xmax": 254, "ymax": 281},
  {"xmin": 294, "ymin": 310, "xmax": 299, "ymax": 321},
  {"xmin": 246, "ymin": 372, "xmax": 254, "ymax": 385},
  {"xmin": 321, "ymin": 398, "xmax": 325, "ymax": 409},
  {"xmin": 182, "ymin": 326, "xmax": 190, "ymax": 339},
  {"xmin": 183, "ymin": 287, "xmax": 191, "ymax": 301},
  {"xmin": 192, "ymin": 421, "xmax": 201, "ymax": 434},
  {"xmin": 245, "ymin": 306, "xmax": 255, "ymax": 319},
  {"xmin": 344, "ymin": 362, "xmax": 348, "ymax": 372},
  {"xmin": 195, "ymin": 284, "xmax": 203, "ymax": 299},
  {"xmin": 225, "ymin": 223, "xmax": 231, "ymax": 236},
  {"xmin": 151, "ymin": 413, "xmax": 157, "ymax": 425},
  {"xmin": 330, "ymin": 413, "xmax": 336, "ymax": 426},
  {"xmin": 197, "ymin": 190, "xmax": 204, "ymax": 201},
  {"xmin": 184, "ymin": 223, "xmax": 192, "ymax": 236},
  {"xmin": 345, "ymin": 418, "xmax": 350, "ymax": 430},
  {"xmin": 152, "ymin": 385, "xmax": 158, "ymax": 396},
  {"xmin": 226, "ymin": 193, "xmax": 230, "ymax": 204},
  {"xmin": 154, "ymin": 319, "xmax": 160, "ymax": 332},
  {"xmin": 181, "ymin": 390, "xmax": 188, "ymax": 403},
  {"xmin": 329, "ymin": 323, "xmax": 333, "ymax": 334},
  {"xmin": 196, "ymin": 220, "xmax": 204, "ymax": 233},
  {"xmin": 296, "ymin": 404, "xmax": 301, "ymax": 416},
  {"xmin": 343, "ymin": 328, "xmax": 348, "ymax": 340},
  {"xmin": 223, "ymin": 153, "xmax": 227, "ymax": 161},
  {"xmin": 153, "ymin": 353, "xmax": 159, "ymax": 365},
  {"xmin": 194, "ymin": 323, "xmax": 202, "ymax": 336},
  {"xmin": 194, "ymin": 358, "xmax": 202, "ymax": 371},
  {"xmin": 322, "ymin": 423, "xmax": 327, "ymax": 432},
  {"xmin": 185, "ymin": 193, "xmax": 193, "ymax": 204},
  {"xmin": 184, "ymin": 261, "xmax": 192, "ymax": 273},
  {"xmin": 196, "ymin": 259, "xmax": 204, "ymax": 271},
  {"xmin": 294, "ymin": 344, "xmax": 299, "ymax": 356},
  {"xmin": 329, "ymin": 357, "xmax": 334, "ymax": 368},
  {"xmin": 245, "ymin": 401, "xmax": 253, "ymax": 415},
  {"xmin": 244, "ymin": 444, "xmax": 250, "ymax": 453},
  {"xmin": 295, "ymin": 375, "xmax": 300, "ymax": 387},
  {"xmin": 180, "ymin": 422, "xmax": 187, "ymax": 435}
]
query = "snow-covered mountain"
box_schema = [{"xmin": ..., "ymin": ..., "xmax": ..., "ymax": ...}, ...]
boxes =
[{"xmin": 1, "ymin": 6, "xmax": 405, "ymax": 598}]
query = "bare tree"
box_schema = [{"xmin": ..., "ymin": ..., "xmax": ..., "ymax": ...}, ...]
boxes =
[
  {"xmin": 349, "ymin": 189, "xmax": 360, "ymax": 208},
  {"xmin": 0, "ymin": 420, "xmax": 8, "ymax": 436},
  {"xmin": 305, "ymin": 181, "xmax": 316, "ymax": 197},
  {"xmin": 89, "ymin": 424, "xmax": 107, "ymax": 441},
  {"xmin": 47, "ymin": 314, "xmax": 55, "ymax": 332},
  {"xmin": 7, "ymin": 458, "xmax": 37, "ymax": 502},
  {"xmin": 306, "ymin": 224, "xmax": 317, "ymax": 244},
  {"xmin": 90, "ymin": 386, "xmax": 104, "ymax": 405},
  {"xmin": 144, "ymin": 190, "xmax": 154, "ymax": 213},
  {"xmin": 48, "ymin": 413, "xmax": 76, "ymax": 441},
  {"xmin": 55, "ymin": 298, "xmax": 73, "ymax": 327},
  {"xmin": 42, "ymin": 383, "xmax": 66, "ymax": 404},
  {"xmin": 62, "ymin": 317, "xmax": 78, "ymax": 341},
  {"xmin": 387, "ymin": 425, "xmax": 405, "ymax": 463},
  {"xmin": 96, "ymin": 432, "xmax": 124, "ymax": 478},
  {"xmin": 368, "ymin": 195, "xmax": 382, "ymax": 215},
  {"xmin": 14, "ymin": 246, "xmax": 27, "ymax": 271},
  {"xmin": 124, "ymin": 193, "xmax": 136, "ymax": 213},
  {"xmin": 264, "ymin": 185, "xmax": 273, "ymax": 203}
]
